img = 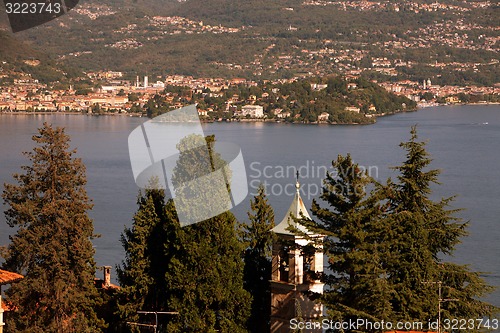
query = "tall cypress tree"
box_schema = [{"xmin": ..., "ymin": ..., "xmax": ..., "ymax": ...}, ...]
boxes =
[
  {"xmin": 164, "ymin": 134, "xmax": 251, "ymax": 332},
  {"xmin": 241, "ymin": 184, "xmax": 275, "ymax": 333},
  {"xmin": 385, "ymin": 126, "xmax": 497, "ymax": 323},
  {"xmin": 117, "ymin": 185, "xmax": 181, "ymax": 332},
  {"xmin": 118, "ymin": 134, "xmax": 251, "ymax": 332},
  {"xmin": 165, "ymin": 212, "xmax": 251, "ymax": 333},
  {"xmin": 1, "ymin": 123, "xmax": 104, "ymax": 333}
]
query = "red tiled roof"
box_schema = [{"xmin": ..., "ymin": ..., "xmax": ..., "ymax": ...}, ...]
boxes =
[
  {"xmin": 0, "ymin": 269, "xmax": 24, "ymax": 284},
  {"xmin": 1, "ymin": 298, "xmax": 16, "ymax": 311}
]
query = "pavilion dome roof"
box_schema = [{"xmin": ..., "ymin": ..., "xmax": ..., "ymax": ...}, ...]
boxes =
[{"xmin": 271, "ymin": 178, "xmax": 314, "ymax": 236}]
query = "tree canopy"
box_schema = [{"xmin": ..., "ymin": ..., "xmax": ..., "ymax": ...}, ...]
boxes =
[
  {"xmin": 304, "ymin": 127, "xmax": 498, "ymax": 332},
  {"xmin": 241, "ymin": 184, "xmax": 276, "ymax": 333},
  {"xmin": 118, "ymin": 135, "xmax": 251, "ymax": 332},
  {"xmin": 1, "ymin": 123, "xmax": 104, "ymax": 333}
]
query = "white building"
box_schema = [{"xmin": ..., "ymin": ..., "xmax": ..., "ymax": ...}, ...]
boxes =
[
  {"xmin": 317, "ymin": 112, "xmax": 329, "ymax": 122},
  {"xmin": 152, "ymin": 81, "xmax": 165, "ymax": 88},
  {"xmin": 345, "ymin": 106, "xmax": 361, "ymax": 113},
  {"xmin": 311, "ymin": 83, "xmax": 328, "ymax": 91},
  {"xmin": 239, "ymin": 105, "xmax": 264, "ymax": 118}
]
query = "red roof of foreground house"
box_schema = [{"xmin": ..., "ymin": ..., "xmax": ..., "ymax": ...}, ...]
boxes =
[
  {"xmin": 0, "ymin": 269, "xmax": 23, "ymax": 285},
  {"xmin": 0, "ymin": 270, "xmax": 23, "ymax": 312},
  {"xmin": 1, "ymin": 298, "xmax": 16, "ymax": 311}
]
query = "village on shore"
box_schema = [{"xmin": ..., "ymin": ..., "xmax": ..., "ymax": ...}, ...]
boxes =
[{"xmin": 1, "ymin": 71, "xmax": 498, "ymax": 122}]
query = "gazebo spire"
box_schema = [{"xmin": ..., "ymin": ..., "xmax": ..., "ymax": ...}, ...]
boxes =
[
  {"xmin": 296, "ymin": 170, "xmax": 300, "ymax": 192},
  {"xmin": 271, "ymin": 169, "xmax": 312, "ymax": 236}
]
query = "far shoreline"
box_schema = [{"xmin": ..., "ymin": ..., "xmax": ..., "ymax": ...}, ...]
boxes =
[{"xmin": 1, "ymin": 102, "xmax": 499, "ymax": 125}]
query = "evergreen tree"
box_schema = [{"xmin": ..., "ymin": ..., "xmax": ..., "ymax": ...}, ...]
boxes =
[
  {"xmin": 166, "ymin": 212, "xmax": 251, "ymax": 333},
  {"xmin": 385, "ymin": 126, "xmax": 497, "ymax": 323},
  {"xmin": 1, "ymin": 123, "xmax": 104, "ymax": 333},
  {"xmin": 241, "ymin": 184, "xmax": 275, "ymax": 333},
  {"xmin": 308, "ymin": 154, "xmax": 394, "ymax": 331},
  {"xmin": 165, "ymin": 134, "xmax": 251, "ymax": 332},
  {"xmin": 116, "ymin": 184, "xmax": 181, "ymax": 332},
  {"xmin": 118, "ymin": 134, "xmax": 251, "ymax": 332},
  {"xmin": 304, "ymin": 128, "xmax": 497, "ymax": 331}
]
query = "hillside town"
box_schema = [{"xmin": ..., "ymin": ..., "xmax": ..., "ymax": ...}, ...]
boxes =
[{"xmin": 28, "ymin": 0, "xmax": 495, "ymax": 85}]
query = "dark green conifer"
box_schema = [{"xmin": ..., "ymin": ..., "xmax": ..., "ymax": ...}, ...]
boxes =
[
  {"xmin": 118, "ymin": 134, "xmax": 251, "ymax": 332},
  {"xmin": 309, "ymin": 154, "xmax": 394, "ymax": 330},
  {"xmin": 385, "ymin": 126, "xmax": 497, "ymax": 323},
  {"xmin": 116, "ymin": 184, "xmax": 180, "ymax": 332},
  {"xmin": 2, "ymin": 123, "xmax": 104, "ymax": 333},
  {"xmin": 303, "ymin": 127, "xmax": 498, "ymax": 331},
  {"xmin": 241, "ymin": 184, "xmax": 275, "ymax": 333},
  {"xmin": 166, "ymin": 211, "xmax": 251, "ymax": 333},
  {"xmin": 165, "ymin": 134, "xmax": 251, "ymax": 332}
]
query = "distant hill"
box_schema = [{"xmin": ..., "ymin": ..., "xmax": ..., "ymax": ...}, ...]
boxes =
[
  {"xmin": 0, "ymin": 30, "xmax": 80, "ymax": 85},
  {"xmin": 0, "ymin": 30, "xmax": 39, "ymax": 60},
  {"xmin": 2, "ymin": 0, "xmax": 498, "ymax": 85}
]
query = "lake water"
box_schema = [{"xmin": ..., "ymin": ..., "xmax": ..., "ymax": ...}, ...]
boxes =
[{"xmin": 1, "ymin": 105, "xmax": 499, "ymax": 306}]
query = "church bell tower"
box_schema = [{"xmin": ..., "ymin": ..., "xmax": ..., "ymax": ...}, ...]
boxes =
[{"xmin": 270, "ymin": 174, "xmax": 324, "ymax": 333}]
